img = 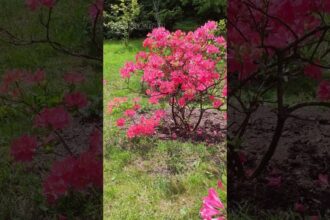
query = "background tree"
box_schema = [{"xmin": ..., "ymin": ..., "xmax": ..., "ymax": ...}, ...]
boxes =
[
  {"xmin": 104, "ymin": 0, "xmax": 140, "ymax": 45},
  {"xmin": 104, "ymin": 0, "xmax": 226, "ymax": 39}
]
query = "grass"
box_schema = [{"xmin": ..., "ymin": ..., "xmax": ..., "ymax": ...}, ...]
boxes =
[{"xmin": 103, "ymin": 39, "xmax": 226, "ymax": 219}]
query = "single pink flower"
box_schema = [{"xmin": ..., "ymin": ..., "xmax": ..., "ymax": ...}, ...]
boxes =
[
  {"xmin": 206, "ymin": 45, "xmax": 220, "ymax": 54},
  {"xmin": 200, "ymin": 188, "xmax": 225, "ymax": 220},
  {"xmin": 35, "ymin": 106, "xmax": 70, "ymax": 130},
  {"xmin": 133, "ymin": 104, "xmax": 141, "ymax": 110},
  {"xmin": 64, "ymin": 91, "xmax": 88, "ymax": 109},
  {"xmin": 124, "ymin": 109, "xmax": 136, "ymax": 117},
  {"xmin": 10, "ymin": 135, "xmax": 38, "ymax": 162},
  {"xmin": 178, "ymin": 97, "xmax": 186, "ymax": 107},
  {"xmin": 217, "ymin": 181, "xmax": 224, "ymax": 190},
  {"xmin": 153, "ymin": 109, "xmax": 166, "ymax": 119},
  {"xmin": 120, "ymin": 62, "xmax": 136, "ymax": 78},
  {"xmin": 213, "ymin": 99, "xmax": 223, "ymax": 108},
  {"xmin": 317, "ymin": 81, "xmax": 330, "ymax": 101},
  {"xmin": 304, "ymin": 63, "xmax": 322, "ymax": 80},
  {"xmin": 116, "ymin": 118, "xmax": 126, "ymax": 127}
]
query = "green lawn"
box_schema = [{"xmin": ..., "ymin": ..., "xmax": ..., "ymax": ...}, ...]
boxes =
[{"xmin": 103, "ymin": 40, "xmax": 226, "ymax": 219}]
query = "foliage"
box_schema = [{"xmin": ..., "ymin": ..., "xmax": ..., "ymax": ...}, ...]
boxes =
[
  {"xmin": 104, "ymin": 0, "xmax": 227, "ymax": 39},
  {"xmin": 181, "ymin": 0, "xmax": 226, "ymax": 18},
  {"xmin": 114, "ymin": 21, "xmax": 227, "ymax": 139},
  {"xmin": 104, "ymin": 0, "xmax": 140, "ymax": 43}
]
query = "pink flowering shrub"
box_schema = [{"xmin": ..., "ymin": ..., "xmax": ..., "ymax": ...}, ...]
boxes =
[
  {"xmin": 228, "ymin": 0, "xmax": 330, "ymax": 100},
  {"xmin": 108, "ymin": 96, "xmax": 165, "ymax": 139},
  {"xmin": 228, "ymin": 0, "xmax": 330, "ymax": 181},
  {"xmin": 116, "ymin": 21, "xmax": 226, "ymax": 138},
  {"xmin": 0, "ymin": 69, "xmax": 101, "ymax": 206},
  {"xmin": 200, "ymin": 180, "xmax": 227, "ymax": 220}
]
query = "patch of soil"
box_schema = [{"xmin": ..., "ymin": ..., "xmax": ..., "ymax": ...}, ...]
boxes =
[
  {"xmin": 229, "ymin": 106, "xmax": 330, "ymax": 216},
  {"xmin": 156, "ymin": 109, "xmax": 227, "ymax": 145}
]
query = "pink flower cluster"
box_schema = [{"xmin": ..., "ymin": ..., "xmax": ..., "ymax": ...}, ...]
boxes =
[
  {"xmin": 200, "ymin": 181, "xmax": 226, "ymax": 220},
  {"xmin": 110, "ymin": 96, "xmax": 166, "ymax": 139},
  {"xmin": 34, "ymin": 106, "xmax": 71, "ymax": 130},
  {"xmin": 318, "ymin": 81, "xmax": 330, "ymax": 101},
  {"xmin": 120, "ymin": 21, "xmax": 226, "ymax": 108},
  {"xmin": 64, "ymin": 91, "xmax": 88, "ymax": 109},
  {"xmin": 0, "ymin": 69, "xmax": 45, "ymax": 96},
  {"xmin": 5, "ymin": 69, "xmax": 103, "ymax": 205},
  {"xmin": 126, "ymin": 110, "xmax": 166, "ymax": 138},
  {"xmin": 228, "ymin": 0, "xmax": 330, "ymax": 100},
  {"xmin": 10, "ymin": 135, "xmax": 38, "ymax": 162},
  {"xmin": 43, "ymin": 130, "xmax": 102, "ymax": 203},
  {"xmin": 89, "ymin": 0, "xmax": 103, "ymax": 20},
  {"xmin": 26, "ymin": 0, "xmax": 55, "ymax": 10}
]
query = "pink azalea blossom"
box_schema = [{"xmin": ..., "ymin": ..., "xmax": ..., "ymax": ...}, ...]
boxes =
[
  {"xmin": 64, "ymin": 91, "xmax": 88, "ymax": 109},
  {"xmin": 200, "ymin": 188, "xmax": 225, "ymax": 220},
  {"xmin": 116, "ymin": 118, "xmax": 126, "ymax": 127},
  {"xmin": 206, "ymin": 45, "xmax": 220, "ymax": 54},
  {"xmin": 213, "ymin": 99, "xmax": 223, "ymax": 108},
  {"xmin": 10, "ymin": 135, "xmax": 38, "ymax": 162},
  {"xmin": 124, "ymin": 109, "xmax": 136, "ymax": 117},
  {"xmin": 120, "ymin": 62, "xmax": 136, "ymax": 78},
  {"xmin": 317, "ymin": 81, "xmax": 330, "ymax": 100},
  {"xmin": 35, "ymin": 106, "xmax": 70, "ymax": 130},
  {"xmin": 43, "ymin": 149, "xmax": 102, "ymax": 203},
  {"xmin": 304, "ymin": 63, "xmax": 322, "ymax": 80},
  {"xmin": 126, "ymin": 110, "xmax": 165, "ymax": 138}
]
